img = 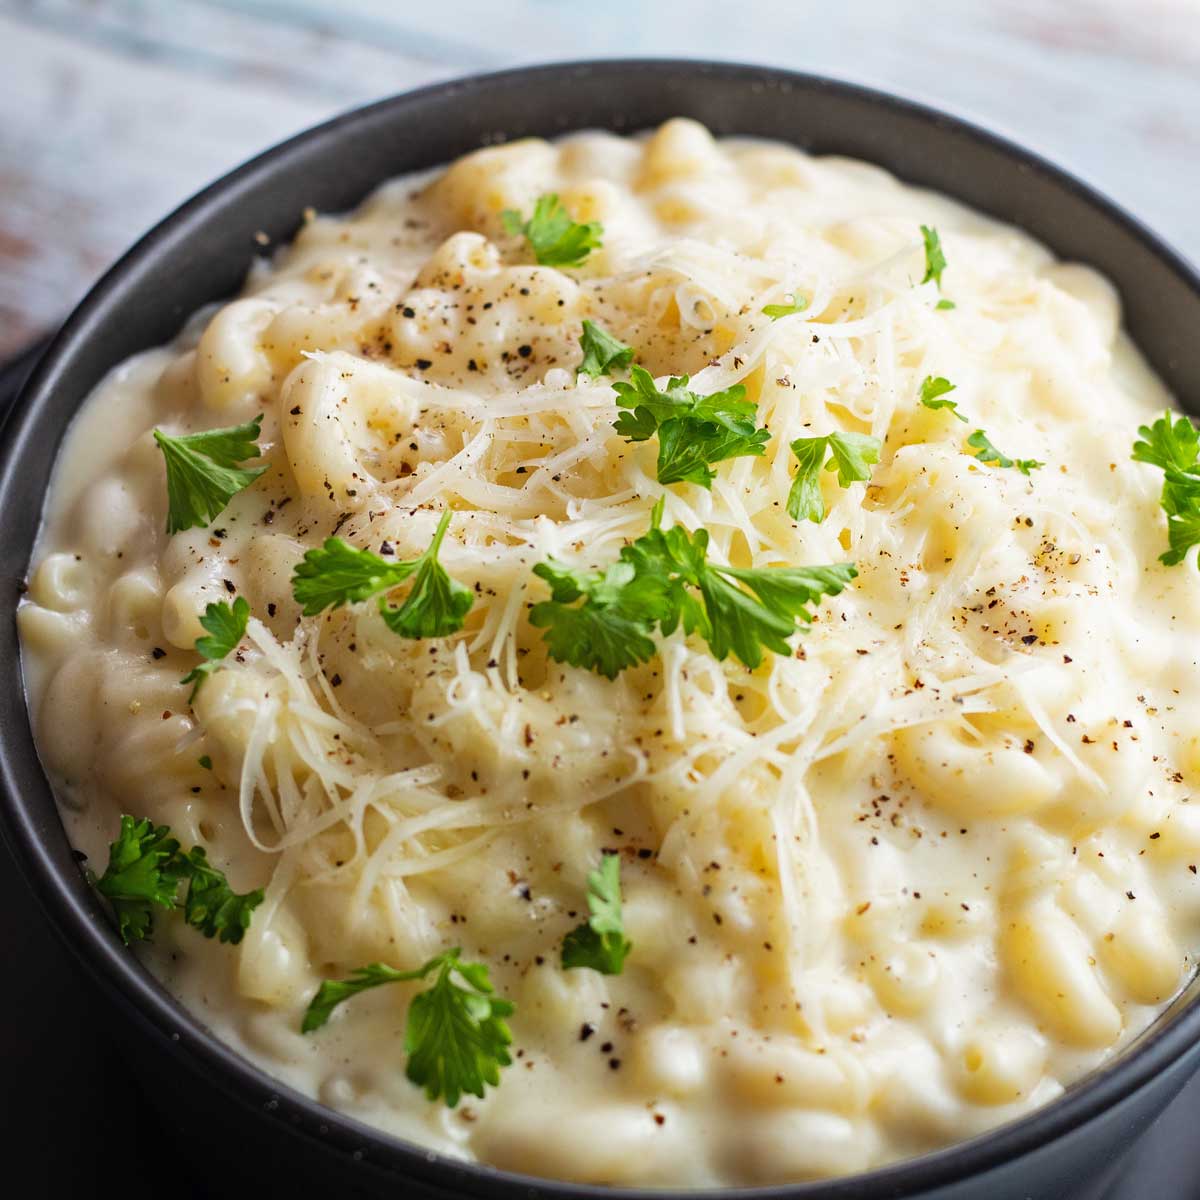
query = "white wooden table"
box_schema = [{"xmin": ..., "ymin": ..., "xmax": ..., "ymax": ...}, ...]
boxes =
[{"xmin": 2, "ymin": 0, "xmax": 1198, "ymax": 360}]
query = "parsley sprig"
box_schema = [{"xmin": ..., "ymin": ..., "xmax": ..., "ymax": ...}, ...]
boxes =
[
  {"xmin": 94, "ymin": 817, "xmax": 184, "ymax": 944},
  {"xmin": 154, "ymin": 416, "xmax": 267, "ymax": 534},
  {"xmin": 531, "ymin": 504, "xmax": 857, "ymax": 677},
  {"xmin": 612, "ymin": 366, "xmax": 770, "ymax": 488},
  {"xmin": 967, "ymin": 430, "xmax": 1044, "ymax": 475},
  {"xmin": 921, "ymin": 225, "xmax": 947, "ymax": 289},
  {"xmin": 562, "ymin": 854, "xmax": 632, "ymax": 975},
  {"xmin": 918, "ymin": 225, "xmax": 956, "ymax": 309},
  {"xmin": 291, "ymin": 511, "xmax": 473, "ymax": 639},
  {"xmin": 530, "ymin": 557, "xmax": 663, "ymax": 679},
  {"xmin": 181, "ymin": 596, "xmax": 249, "ymax": 702},
  {"xmin": 302, "ymin": 948, "xmax": 514, "ymax": 1108},
  {"xmin": 787, "ymin": 431, "xmax": 882, "ymax": 523},
  {"xmin": 1132, "ymin": 412, "xmax": 1200, "ymax": 566},
  {"xmin": 93, "ymin": 815, "xmax": 263, "ymax": 945},
  {"xmin": 502, "ymin": 194, "xmax": 602, "ymax": 267},
  {"xmin": 176, "ymin": 845, "xmax": 264, "ymax": 942},
  {"xmin": 918, "ymin": 376, "xmax": 965, "ymax": 421},
  {"xmin": 578, "ymin": 320, "xmax": 633, "ymax": 378}
]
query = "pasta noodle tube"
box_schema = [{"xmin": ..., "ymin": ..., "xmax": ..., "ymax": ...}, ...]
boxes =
[
  {"xmin": 1001, "ymin": 897, "xmax": 1122, "ymax": 1048},
  {"xmin": 280, "ymin": 351, "xmax": 420, "ymax": 507},
  {"xmin": 894, "ymin": 721, "xmax": 1060, "ymax": 819}
]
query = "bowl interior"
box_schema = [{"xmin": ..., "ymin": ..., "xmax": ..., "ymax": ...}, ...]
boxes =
[{"xmin": 3, "ymin": 59, "xmax": 1200, "ymax": 1200}]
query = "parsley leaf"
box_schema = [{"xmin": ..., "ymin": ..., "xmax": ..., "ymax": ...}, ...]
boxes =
[
  {"xmin": 626, "ymin": 520, "xmax": 859, "ymax": 668},
  {"xmin": 176, "ymin": 846, "xmax": 264, "ymax": 944},
  {"xmin": 405, "ymin": 952, "xmax": 515, "ymax": 1107},
  {"xmin": 1164, "ymin": 508, "xmax": 1200, "ymax": 566},
  {"xmin": 291, "ymin": 511, "xmax": 473, "ymax": 639},
  {"xmin": 1132, "ymin": 411, "xmax": 1200, "ymax": 474},
  {"xmin": 562, "ymin": 854, "xmax": 632, "ymax": 975},
  {"xmin": 695, "ymin": 555, "xmax": 858, "ymax": 666},
  {"xmin": 612, "ymin": 366, "xmax": 770, "ymax": 488},
  {"xmin": 967, "ymin": 430, "xmax": 1044, "ymax": 475},
  {"xmin": 502, "ymin": 194, "xmax": 602, "ymax": 267},
  {"xmin": 93, "ymin": 816, "xmax": 185, "ymax": 944},
  {"xmin": 577, "ymin": 320, "xmax": 633, "ymax": 378},
  {"xmin": 291, "ymin": 539, "xmax": 410, "ymax": 614},
  {"xmin": 918, "ymin": 375, "xmax": 966, "ymax": 422},
  {"xmin": 920, "ymin": 225, "xmax": 947, "ymax": 289},
  {"xmin": 786, "ymin": 431, "xmax": 881, "ymax": 523},
  {"xmin": 154, "ymin": 416, "xmax": 267, "ymax": 534},
  {"xmin": 302, "ymin": 949, "xmax": 514, "ymax": 1107},
  {"xmin": 379, "ymin": 512, "xmax": 474, "ymax": 638},
  {"xmin": 534, "ymin": 508, "xmax": 857, "ymax": 675},
  {"xmin": 825, "ymin": 431, "xmax": 882, "ymax": 486},
  {"xmin": 936, "ymin": 299, "xmax": 957, "ymax": 311},
  {"xmin": 529, "ymin": 558, "xmax": 667, "ymax": 679},
  {"xmin": 93, "ymin": 815, "xmax": 262, "ymax": 946},
  {"xmin": 1132, "ymin": 412, "xmax": 1200, "ymax": 566},
  {"xmin": 180, "ymin": 596, "xmax": 249, "ymax": 702},
  {"xmin": 302, "ymin": 962, "xmax": 415, "ymax": 1033},
  {"xmin": 762, "ymin": 293, "xmax": 809, "ymax": 320},
  {"xmin": 786, "ymin": 437, "xmax": 828, "ymax": 525}
]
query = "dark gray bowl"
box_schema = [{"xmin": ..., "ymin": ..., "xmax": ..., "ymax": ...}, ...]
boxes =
[{"xmin": 2, "ymin": 60, "xmax": 1199, "ymax": 1200}]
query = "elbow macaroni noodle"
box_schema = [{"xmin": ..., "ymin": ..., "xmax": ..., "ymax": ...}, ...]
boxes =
[{"xmin": 18, "ymin": 120, "xmax": 1200, "ymax": 1185}]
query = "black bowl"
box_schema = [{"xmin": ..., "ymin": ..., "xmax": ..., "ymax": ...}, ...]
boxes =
[{"xmin": 2, "ymin": 60, "xmax": 1199, "ymax": 1200}]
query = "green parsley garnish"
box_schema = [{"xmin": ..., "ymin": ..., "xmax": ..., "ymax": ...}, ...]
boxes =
[
  {"xmin": 531, "ymin": 504, "xmax": 857, "ymax": 677},
  {"xmin": 1132, "ymin": 411, "xmax": 1200, "ymax": 566},
  {"xmin": 530, "ymin": 557, "xmax": 663, "ymax": 679},
  {"xmin": 920, "ymin": 225, "xmax": 947, "ymax": 289},
  {"xmin": 787, "ymin": 431, "xmax": 882, "ymax": 523},
  {"xmin": 154, "ymin": 415, "xmax": 267, "ymax": 534},
  {"xmin": 198, "ymin": 755, "xmax": 212, "ymax": 770},
  {"xmin": 94, "ymin": 817, "xmax": 184, "ymax": 944},
  {"xmin": 761, "ymin": 293, "xmax": 809, "ymax": 320},
  {"xmin": 936, "ymin": 299, "xmax": 957, "ymax": 311},
  {"xmin": 502, "ymin": 194, "xmax": 602, "ymax": 267},
  {"xmin": 918, "ymin": 375, "xmax": 966, "ymax": 422},
  {"xmin": 180, "ymin": 596, "xmax": 249, "ymax": 702},
  {"xmin": 291, "ymin": 511, "xmax": 473, "ymax": 639},
  {"xmin": 562, "ymin": 854, "xmax": 632, "ymax": 975},
  {"xmin": 302, "ymin": 948, "xmax": 514, "ymax": 1108},
  {"xmin": 967, "ymin": 430, "xmax": 1044, "ymax": 475},
  {"xmin": 93, "ymin": 815, "xmax": 263, "ymax": 946},
  {"xmin": 577, "ymin": 320, "xmax": 633, "ymax": 378},
  {"xmin": 612, "ymin": 365, "xmax": 770, "ymax": 489},
  {"xmin": 176, "ymin": 845, "xmax": 264, "ymax": 943}
]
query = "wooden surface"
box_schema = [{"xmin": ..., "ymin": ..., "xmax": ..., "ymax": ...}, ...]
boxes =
[{"xmin": 2, "ymin": 0, "xmax": 1199, "ymax": 359}]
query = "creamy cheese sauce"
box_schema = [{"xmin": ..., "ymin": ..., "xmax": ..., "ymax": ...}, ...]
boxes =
[{"xmin": 19, "ymin": 119, "xmax": 1200, "ymax": 1185}]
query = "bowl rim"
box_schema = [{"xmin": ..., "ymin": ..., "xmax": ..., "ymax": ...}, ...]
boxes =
[{"xmin": 3, "ymin": 56, "xmax": 1200, "ymax": 1198}]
